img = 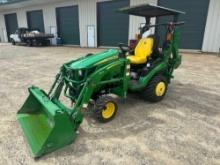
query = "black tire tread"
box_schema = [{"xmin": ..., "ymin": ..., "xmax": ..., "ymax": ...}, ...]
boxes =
[
  {"xmin": 11, "ymin": 39, "xmax": 15, "ymax": 45},
  {"xmin": 142, "ymin": 74, "xmax": 168, "ymax": 103},
  {"xmin": 27, "ymin": 40, "xmax": 32, "ymax": 47},
  {"xmin": 94, "ymin": 95, "xmax": 117, "ymax": 123}
]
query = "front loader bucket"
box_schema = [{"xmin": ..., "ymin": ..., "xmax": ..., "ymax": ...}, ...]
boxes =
[{"xmin": 17, "ymin": 87, "xmax": 77, "ymax": 158}]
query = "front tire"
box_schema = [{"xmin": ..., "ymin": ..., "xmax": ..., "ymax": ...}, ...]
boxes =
[
  {"xmin": 93, "ymin": 95, "xmax": 118, "ymax": 123},
  {"xmin": 27, "ymin": 40, "xmax": 32, "ymax": 47},
  {"xmin": 11, "ymin": 39, "xmax": 15, "ymax": 45},
  {"xmin": 142, "ymin": 74, "xmax": 168, "ymax": 102},
  {"xmin": 42, "ymin": 40, "xmax": 50, "ymax": 46}
]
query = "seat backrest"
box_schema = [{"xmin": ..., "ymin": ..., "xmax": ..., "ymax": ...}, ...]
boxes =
[{"xmin": 134, "ymin": 37, "xmax": 154, "ymax": 61}]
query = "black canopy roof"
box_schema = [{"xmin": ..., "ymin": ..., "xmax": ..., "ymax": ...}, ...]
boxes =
[{"xmin": 118, "ymin": 4, "xmax": 185, "ymax": 18}]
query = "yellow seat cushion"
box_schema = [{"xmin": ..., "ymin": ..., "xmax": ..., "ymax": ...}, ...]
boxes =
[{"xmin": 127, "ymin": 37, "xmax": 154, "ymax": 64}]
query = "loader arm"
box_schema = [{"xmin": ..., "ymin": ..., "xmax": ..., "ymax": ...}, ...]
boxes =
[
  {"xmin": 58, "ymin": 58, "xmax": 129, "ymax": 127},
  {"xmin": 17, "ymin": 54, "xmax": 129, "ymax": 158}
]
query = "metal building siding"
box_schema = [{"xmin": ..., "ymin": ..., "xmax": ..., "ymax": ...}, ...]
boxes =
[
  {"xmin": 158, "ymin": 0, "xmax": 210, "ymax": 50},
  {"xmin": 17, "ymin": 8, "xmax": 27, "ymax": 27},
  {"xmin": 4, "ymin": 13, "xmax": 18, "ymax": 40},
  {"xmin": 202, "ymin": 0, "xmax": 220, "ymax": 53},
  {"xmin": 27, "ymin": 10, "xmax": 45, "ymax": 32},
  {"xmin": 56, "ymin": 5, "xmax": 80, "ymax": 45},
  {"xmin": 97, "ymin": 0, "xmax": 130, "ymax": 46},
  {"xmin": 78, "ymin": 0, "xmax": 97, "ymax": 47},
  {"xmin": 0, "ymin": 14, "xmax": 5, "ymax": 41}
]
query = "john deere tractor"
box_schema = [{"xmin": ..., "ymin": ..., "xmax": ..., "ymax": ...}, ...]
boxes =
[{"xmin": 17, "ymin": 4, "xmax": 185, "ymax": 157}]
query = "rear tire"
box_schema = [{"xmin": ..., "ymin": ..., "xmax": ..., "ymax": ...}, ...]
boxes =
[
  {"xmin": 11, "ymin": 39, "xmax": 15, "ymax": 45},
  {"xmin": 42, "ymin": 40, "xmax": 50, "ymax": 46},
  {"xmin": 27, "ymin": 40, "xmax": 32, "ymax": 47},
  {"xmin": 86, "ymin": 53, "xmax": 94, "ymax": 57},
  {"xmin": 93, "ymin": 95, "xmax": 118, "ymax": 123},
  {"xmin": 142, "ymin": 74, "xmax": 168, "ymax": 102}
]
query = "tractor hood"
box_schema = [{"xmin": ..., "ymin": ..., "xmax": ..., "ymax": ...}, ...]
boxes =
[{"xmin": 66, "ymin": 49, "xmax": 119, "ymax": 69}]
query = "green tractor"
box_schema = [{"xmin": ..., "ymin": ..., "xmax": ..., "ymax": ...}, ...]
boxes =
[{"xmin": 17, "ymin": 4, "xmax": 185, "ymax": 158}]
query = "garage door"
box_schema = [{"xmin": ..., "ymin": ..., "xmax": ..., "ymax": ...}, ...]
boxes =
[
  {"xmin": 56, "ymin": 6, "xmax": 80, "ymax": 45},
  {"xmin": 97, "ymin": 0, "xmax": 129, "ymax": 46},
  {"xmin": 27, "ymin": 10, "xmax": 45, "ymax": 32},
  {"xmin": 157, "ymin": 0, "xmax": 210, "ymax": 49},
  {"xmin": 4, "ymin": 13, "xmax": 18, "ymax": 41}
]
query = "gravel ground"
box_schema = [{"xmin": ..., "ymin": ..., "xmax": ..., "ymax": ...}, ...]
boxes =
[{"xmin": 0, "ymin": 44, "xmax": 220, "ymax": 165}]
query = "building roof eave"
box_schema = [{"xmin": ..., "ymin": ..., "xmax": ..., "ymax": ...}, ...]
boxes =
[{"xmin": 0, "ymin": 0, "xmax": 28, "ymax": 6}]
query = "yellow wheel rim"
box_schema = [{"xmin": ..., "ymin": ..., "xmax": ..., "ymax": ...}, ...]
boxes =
[
  {"xmin": 155, "ymin": 82, "xmax": 166, "ymax": 96},
  {"xmin": 102, "ymin": 102, "xmax": 116, "ymax": 119}
]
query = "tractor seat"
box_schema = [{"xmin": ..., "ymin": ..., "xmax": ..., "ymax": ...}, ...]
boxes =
[{"xmin": 127, "ymin": 37, "xmax": 154, "ymax": 64}]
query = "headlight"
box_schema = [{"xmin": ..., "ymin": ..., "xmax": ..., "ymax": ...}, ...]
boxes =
[{"xmin": 78, "ymin": 70, "xmax": 83, "ymax": 76}]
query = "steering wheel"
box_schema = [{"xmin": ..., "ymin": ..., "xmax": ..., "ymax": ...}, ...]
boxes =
[{"xmin": 118, "ymin": 43, "xmax": 130, "ymax": 54}]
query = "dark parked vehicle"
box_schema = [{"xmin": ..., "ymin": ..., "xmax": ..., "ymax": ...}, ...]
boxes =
[{"xmin": 10, "ymin": 28, "xmax": 54, "ymax": 46}]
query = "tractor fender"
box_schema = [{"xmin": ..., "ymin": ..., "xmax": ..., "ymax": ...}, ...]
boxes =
[{"xmin": 129, "ymin": 62, "xmax": 167, "ymax": 91}]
